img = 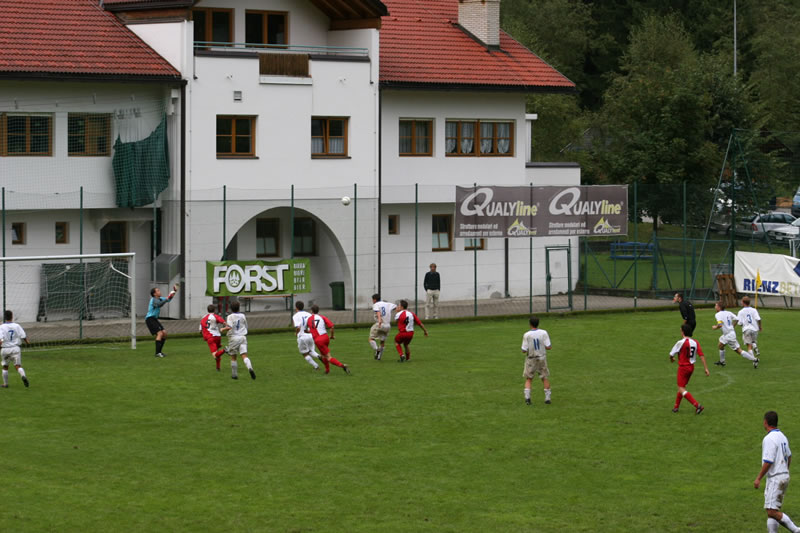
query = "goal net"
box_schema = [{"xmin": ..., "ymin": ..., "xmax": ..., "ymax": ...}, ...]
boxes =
[{"xmin": 0, "ymin": 253, "xmax": 136, "ymax": 349}]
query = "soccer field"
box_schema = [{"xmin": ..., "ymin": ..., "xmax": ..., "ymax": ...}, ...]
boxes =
[{"xmin": 3, "ymin": 307, "xmax": 797, "ymax": 532}]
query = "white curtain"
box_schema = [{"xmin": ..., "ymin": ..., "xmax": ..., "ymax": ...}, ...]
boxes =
[
  {"xmin": 497, "ymin": 123, "xmax": 511, "ymax": 154},
  {"xmin": 329, "ymin": 138, "xmax": 344, "ymax": 154},
  {"xmin": 445, "ymin": 122, "xmax": 457, "ymax": 153}
]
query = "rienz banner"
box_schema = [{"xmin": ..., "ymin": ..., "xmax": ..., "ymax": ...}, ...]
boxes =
[
  {"xmin": 205, "ymin": 259, "xmax": 310, "ymax": 297},
  {"xmin": 734, "ymin": 251, "xmax": 800, "ymax": 297},
  {"xmin": 455, "ymin": 185, "xmax": 628, "ymax": 238}
]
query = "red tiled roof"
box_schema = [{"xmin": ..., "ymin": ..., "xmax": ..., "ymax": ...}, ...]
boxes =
[
  {"xmin": 0, "ymin": 0, "xmax": 180, "ymax": 79},
  {"xmin": 380, "ymin": 0, "xmax": 574, "ymax": 91}
]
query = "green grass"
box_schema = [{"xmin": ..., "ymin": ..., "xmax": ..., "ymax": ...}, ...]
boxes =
[
  {"xmin": 583, "ymin": 231, "xmax": 788, "ymax": 292},
  {"xmin": 4, "ymin": 308, "xmax": 798, "ymax": 532}
]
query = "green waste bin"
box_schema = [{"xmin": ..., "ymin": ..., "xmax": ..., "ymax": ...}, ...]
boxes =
[{"xmin": 329, "ymin": 281, "xmax": 345, "ymax": 310}]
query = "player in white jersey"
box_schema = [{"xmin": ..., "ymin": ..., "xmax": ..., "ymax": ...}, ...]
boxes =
[
  {"xmin": 754, "ymin": 411, "xmax": 800, "ymax": 533},
  {"xmin": 369, "ymin": 293, "xmax": 397, "ymax": 361},
  {"xmin": 737, "ymin": 296, "xmax": 763, "ymax": 358},
  {"xmin": 520, "ymin": 316, "xmax": 552, "ymax": 405},
  {"xmin": 225, "ymin": 301, "xmax": 255, "ymax": 380},
  {"xmin": 0, "ymin": 310, "xmax": 30, "ymax": 388},
  {"xmin": 712, "ymin": 301, "xmax": 758, "ymax": 368},
  {"xmin": 292, "ymin": 301, "xmax": 320, "ymax": 371}
]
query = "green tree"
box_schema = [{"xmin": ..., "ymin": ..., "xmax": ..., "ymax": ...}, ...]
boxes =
[{"xmin": 594, "ymin": 15, "xmax": 721, "ymax": 230}]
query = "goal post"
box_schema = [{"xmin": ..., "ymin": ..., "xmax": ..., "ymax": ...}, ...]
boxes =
[{"xmin": 0, "ymin": 252, "xmax": 136, "ymax": 349}]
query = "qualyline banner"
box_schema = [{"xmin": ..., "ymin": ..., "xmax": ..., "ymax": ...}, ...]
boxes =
[
  {"xmin": 455, "ymin": 185, "xmax": 628, "ymax": 238},
  {"xmin": 206, "ymin": 258, "xmax": 310, "ymax": 297},
  {"xmin": 734, "ymin": 251, "xmax": 800, "ymax": 297}
]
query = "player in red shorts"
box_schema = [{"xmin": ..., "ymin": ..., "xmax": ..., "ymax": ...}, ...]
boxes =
[
  {"xmin": 200, "ymin": 304, "xmax": 228, "ymax": 371},
  {"xmin": 308, "ymin": 305, "xmax": 350, "ymax": 375},
  {"xmin": 394, "ymin": 299, "xmax": 428, "ymax": 362},
  {"xmin": 669, "ymin": 323, "xmax": 710, "ymax": 414}
]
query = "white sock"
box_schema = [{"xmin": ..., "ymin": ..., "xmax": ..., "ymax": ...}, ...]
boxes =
[
  {"xmin": 768, "ymin": 518, "xmax": 780, "ymax": 533},
  {"xmin": 304, "ymin": 355, "xmax": 319, "ymax": 369},
  {"xmin": 311, "ymin": 350, "xmax": 321, "ymax": 360},
  {"xmin": 243, "ymin": 357, "xmax": 253, "ymax": 371},
  {"xmin": 719, "ymin": 349, "xmax": 726, "ymax": 362},
  {"xmin": 17, "ymin": 367, "xmax": 26, "ymax": 379},
  {"xmin": 780, "ymin": 513, "xmax": 799, "ymax": 532},
  {"xmin": 741, "ymin": 350, "xmax": 756, "ymax": 361},
  {"xmin": 379, "ymin": 346, "xmax": 385, "ymax": 356},
  {"xmin": 524, "ymin": 388, "xmax": 531, "ymax": 400},
  {"xmin": 2, "ymin": 369, "xmax": 7, "ymax": 386},
  {"xmin": 369, "ymin": 340, "xmax": 378, "ymax": 350},
  {"xmin": 231, "ymin": 361, "xmax": 238, "ymax": 378},
  {"xmin": 544, "ymin": 388, "xmax": 552, "ymax": 400},
  {"xmin": 753, "ymin": 343, "xmax": 760, "ymax": 356}
]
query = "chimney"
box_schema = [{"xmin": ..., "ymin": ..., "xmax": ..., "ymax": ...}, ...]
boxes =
[{"xmin": 458, "ymin": 0, "xmax": 501, "ymax": 48}]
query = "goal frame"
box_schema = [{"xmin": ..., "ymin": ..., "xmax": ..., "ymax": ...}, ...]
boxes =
[{"xmin": 1, "ymin": 252, "xmax": 136, "ymax": 349}]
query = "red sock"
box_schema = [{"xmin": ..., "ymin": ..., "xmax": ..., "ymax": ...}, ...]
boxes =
[
  {"xmin": 683, "ymin": 392, "xmax": 698, "ymax": 408},
  {"xmin": 324, "ymin": 360, "xmax": 330, "ymax": 373},
  {"xmin": 214, "ymin": 348, "xmax": 225, "ymax": 357},
  {"xmin": 395, "ymin": 344, "xmax": 403, "ymax": 355},
  {"xmin": 329, "ymin": 357, "xmax": 344, "ymax": 368},
  {"xmin": 405, "ymin": 350, "xmax": 411, "ymax": 361},
  {"xmin": 674, "ymin": 392, "xmax": 683, "ymax": 410}
]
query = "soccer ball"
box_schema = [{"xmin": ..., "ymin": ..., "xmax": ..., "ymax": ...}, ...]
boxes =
[{"xmin": 341, "ymin": 196, "xmax": 351, "ymax": 206}]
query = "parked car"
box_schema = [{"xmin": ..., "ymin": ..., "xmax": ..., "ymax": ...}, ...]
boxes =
[
  {"xmin": 734, "ymin": 211, "xmax": 797, "ymax": 239},
  {"xmin": 767, "ymin": 217, "xmax": 800, "ymax": 243},
  {"xmin": 792, "ymin": 186, "xmax": 800, "ymax": 217}
]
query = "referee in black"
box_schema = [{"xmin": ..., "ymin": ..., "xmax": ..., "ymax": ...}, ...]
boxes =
[{"xmin": 673, "ymin": 293, "xmax": 696, "ymax": 335}]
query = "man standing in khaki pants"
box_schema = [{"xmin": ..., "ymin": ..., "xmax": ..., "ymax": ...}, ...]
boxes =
[{"xmin": 424, "ymin": 263, "xmax": 440, "ymax": 319}]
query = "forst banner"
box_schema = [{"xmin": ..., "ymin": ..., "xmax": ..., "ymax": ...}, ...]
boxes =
[
  {"xmin": 455, "ymin": 185, "xmax": 628, "ymax": 238},
  {"xmin": 206, "ymin": 258, "xmax": 310, "ymax": 296}
]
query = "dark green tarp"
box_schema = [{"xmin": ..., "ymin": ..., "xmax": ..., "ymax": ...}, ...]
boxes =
[{"xmin": 112, "ymin": 114, "xmax": 170, "ymax": 208}]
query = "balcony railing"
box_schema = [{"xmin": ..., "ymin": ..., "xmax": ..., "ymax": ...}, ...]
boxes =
[{"xmin": 193, "ymin": 42, "xmax": 369, "ymax": 59}]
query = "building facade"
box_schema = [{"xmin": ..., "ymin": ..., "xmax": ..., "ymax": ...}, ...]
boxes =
[{"xmin": 0, "ymin": 0, "xmax": 578, "ymax": 322}]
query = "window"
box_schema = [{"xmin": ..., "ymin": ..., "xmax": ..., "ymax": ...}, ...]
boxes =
[
  {"xmin": 399, "ymin": 119, "xmax": 432, "ymax": 156},
  {"xmin": 293, "ymin": 217, "xmax": 317, "ymax": 256},
  {"xmin": 217, "ymin": 116, "xmax": 256, "ymax": 157},
  {"xmin": 11, "ymin": 223, "xmax": 25, "ymax": 245},
  {"xmin": 388, "ymin": 215, "xmax": 399, "ymax": 235},
  {"xmin": 192, "ymin": 8, "xmax": 233, "ymax": 45},
  {"xmin": 1, "ymin": 114, "xmax": 52, "ymax": 156},
  {"xmin": 464, "ymin": 238, "xmax": 485, "ymax": 250},
  {"xmin": 100, "ymin": 222, "xmax": 128, "ymax": 254},
  {"xmin": 245, "ymin": 11, "xmax": 288, "ymax": 46},
  {"xmin": 311, "ymin": 117, "xmax": 348, "ymax": 157},
  {"xmin": 256, "ymin": 218, "xmax": 280, "ymax": 257},
  {"xmin": 432, "ymin": 215, "xmax": 452, "ymax": 251},
  {"xmin": 68, "ymin": 114, "xmax": 111, "ymax": 156},
  {"xmin": 445, "ymin": 120, "xmax": 513, "ymax": 156},
  {"xmin": 55, "ymin": 222, "xmax": 69, "ymax": 244}
]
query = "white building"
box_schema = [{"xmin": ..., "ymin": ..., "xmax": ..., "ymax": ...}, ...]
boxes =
[{"xmin": 0, "ymin": 0, "xmax": 578, "ymax": 323}]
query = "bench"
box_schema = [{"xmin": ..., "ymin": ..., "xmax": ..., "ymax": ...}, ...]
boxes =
[
  {"xmin": 239, "ymin": 294, "xmax": 293, "ymax": 312},
  {"xmin": 609, "ymin": 242, "xmax": 654, "ymax": 260}
]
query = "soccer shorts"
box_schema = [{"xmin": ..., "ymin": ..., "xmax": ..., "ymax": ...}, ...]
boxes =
[
  {"xmin": 394, "ymin": 332, "xmax": 414, "ymax": 346},
  {"xmin": 297, "ymin": 333, "xmax": 316, "ymax": 355},
  {"xmin": 1, "ymin": 347, "xmax": 21, "ymax": 368},
  {"xmin": 677, "ymin": 364, "xmax": 694, "ymax": 387},
  {"xmin": 743, "ymin": 330, "xmax": 759, "ymax": 345},
  {"xmin": 313, "ymin": 334, "xmax": 330, "ymax": 356},
  {"xmin": 764, "ymin": 474, "xmax": 790, "ymax": 510},
  {"xmin": 204, "ymin": 335, "xmax": 222, "ymax": 353},
  {"xmin": 145, "ymin": 317, "xmax": 164, "ymax": 335},
  {"xmin": 719, "ymin": 331, "xmax": 740, "ymax": 350},
  {"xmin": 228, "ymin": 335, "xmax": 247, "ymax": 356},
  {"xmin": 523, "ymin": 356, "xmax": 549, "ymax": 380},
  {"xmin": 369, "ymin": 322, "xmax": 390, "ymax": 342}
]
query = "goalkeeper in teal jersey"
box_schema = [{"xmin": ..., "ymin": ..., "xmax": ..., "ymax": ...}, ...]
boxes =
[{"xmin": 146, "ymin": 284, "xmax": 178, "ymax": 358}]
